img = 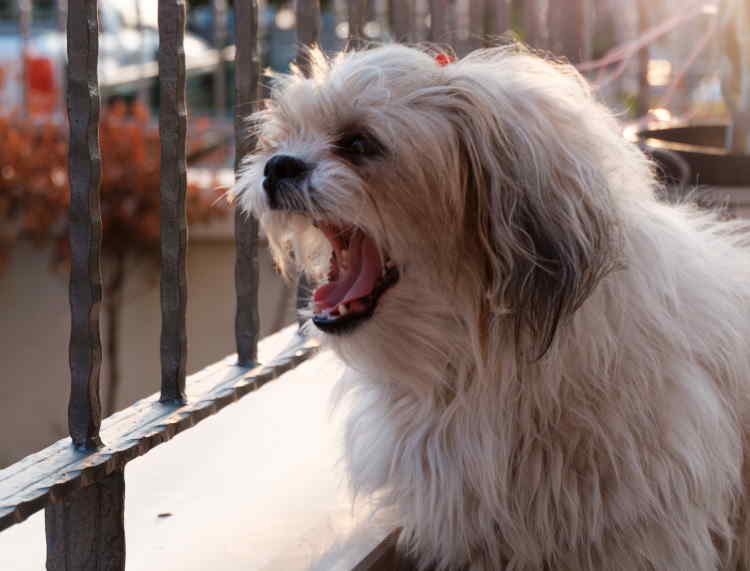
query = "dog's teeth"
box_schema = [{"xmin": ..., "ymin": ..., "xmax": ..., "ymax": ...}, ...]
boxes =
[
  {"xmin": 340, "ymin": 249, "xmax": 349, "ymax": 269},
  {"xmin": 338, "ymin": 303, "xmax": 349, "ymax": 316}
]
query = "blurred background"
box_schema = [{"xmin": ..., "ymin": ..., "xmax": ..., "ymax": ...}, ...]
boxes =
[{"xmin": 0, "ymin": 0, "xmax": 745, "ymax": 468}]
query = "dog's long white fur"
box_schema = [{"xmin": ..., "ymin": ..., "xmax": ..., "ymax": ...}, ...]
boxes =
[{"xmin": 237, "ymin": 44, "xmax": 750, "ymax": 570}]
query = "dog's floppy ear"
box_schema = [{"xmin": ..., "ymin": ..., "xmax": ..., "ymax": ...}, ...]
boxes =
[{"xmin": 439, "ymin": 53, "xmax": 621, "ymax": 358}]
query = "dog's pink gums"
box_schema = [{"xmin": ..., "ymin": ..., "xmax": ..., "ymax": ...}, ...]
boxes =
[{"xmin": 313, "ymin": 224, "xmax": 383, "ymax": 313}]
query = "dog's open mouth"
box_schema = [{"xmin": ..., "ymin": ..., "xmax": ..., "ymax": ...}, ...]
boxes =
[{"xmin": 311, "ymin": 222, "xmax": 399, "ymax": 334}]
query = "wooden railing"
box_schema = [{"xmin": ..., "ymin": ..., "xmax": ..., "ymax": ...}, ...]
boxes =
[{"xmin": 0, "ymin": 1, "xmax": 646, "ymax": 569}]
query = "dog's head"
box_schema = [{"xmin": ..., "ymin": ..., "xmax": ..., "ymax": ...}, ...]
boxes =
[{"xmin": 236, "ymin": 44, "xmax": 643, "ymax": 359}]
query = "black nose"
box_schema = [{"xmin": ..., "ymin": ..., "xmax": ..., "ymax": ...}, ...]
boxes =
[
  {"xmin": 264, "ymin": 154, "xmax": 308, "ymax": 182},
  {"xmin": 263, "ymin": 154, "xmax": 310, "ymax": 210}
]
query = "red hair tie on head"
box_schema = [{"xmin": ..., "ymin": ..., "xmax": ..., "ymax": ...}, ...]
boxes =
[{"xmin": 435, "ymin": 53, "xmax": 454, "ymax": 67}]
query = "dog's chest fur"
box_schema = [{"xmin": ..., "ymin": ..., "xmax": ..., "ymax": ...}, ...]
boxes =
[{"xmin": 341, "ymin": 335, "xmax": 744, "ymax": 571}]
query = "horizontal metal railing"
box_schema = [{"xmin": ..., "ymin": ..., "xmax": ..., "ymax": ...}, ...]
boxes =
[
  {"xmin": 0, "ymin": 1, "xmax": 606, "ymax": 569},
  {"xmin": 0, "ymin": 331, "xmax": 318, "ymax": 529}
]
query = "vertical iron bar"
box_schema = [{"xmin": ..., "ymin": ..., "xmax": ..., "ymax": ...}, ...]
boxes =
[
  {"xmin": 389, "ymin": 0, "xmax": 412, "ymax": 42},
  {"xmin": 19, "ymin": 0, "xmax": 31, "ymax": 117},
  {"xmin": 45, "ymin": 470, "xmax": 126, "ymax": 571},
  {"xmin": 373, "ymin": 0, "xmax": 387, "ymax": 39},
  {"xmin": 488, "ymin": 0, "xmax": 510, "ymax": 38},
  {"xmin": 66, "ymin": 0, "xmax": 103, "ymax": 451},
  {"xmin": 348, "ymin": 0, "xmax": 367, "ymax": 49},
  {"xmin": 413, "ymin": 0, "xmax": 428, "ymax": 42},
  {"xmin": 57, "ymin": 0, "xmax": 68, "ymax": 115},
  {"xmin": 334, "ymin": 0, "xmax": 346, "ymax": 47},
  {"xmin": 636, "ymin": 0, "xmax": 650, "ymax": 116},
  {"xmin": 428, "ymin": 0, "xmax": 449, "ymax": 43},
  {"xmin": 297, "ymin": 0, "xmax": 321, "ymax": 76},
  {"xmin": 134, "ymin": 0, "xmax": 150, "ymax": 106},
  {"xmin": 294, "ymin": 0, "xmax": 321, "ymax": 323},
  {"xmin": 454, "ymin": 0, "xmax": 470, "ymax": 55},
  {"xmin": 581, "ymin": 0, "xmax": 593, "ymax": 62},
  {"xmin": 212, "ymin": 0, "xmax": 228, "ymax": 116},
  {"xmin": 158, "ymin": 0, "xmax": 188, "ymax": 403},
  {"xmin": 547, "ymin": 0, "xmax": 588, "ymax": 62},
  {"xmin": 468, "ymin": 0, "xmax": 485, "ymax": 50},
  {"xmin": 523, "ymin": 0, "xmax": 548, "ymax": 50},
  {"xmin": 234, "ymin": 1, "xmax": 260, "ymax": 366}
]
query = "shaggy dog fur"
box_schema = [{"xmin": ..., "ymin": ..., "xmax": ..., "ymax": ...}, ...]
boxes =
[{"xmin": 235, "ymin": 44, "xmax": 750, "ymax": 570}]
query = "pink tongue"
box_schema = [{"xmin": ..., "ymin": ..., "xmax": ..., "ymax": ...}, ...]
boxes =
[{"xmin": 313, "ymin": 232, "xmax": 383, "ymax": 312}]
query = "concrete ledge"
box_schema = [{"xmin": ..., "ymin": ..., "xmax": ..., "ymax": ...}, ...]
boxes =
[{"xmin": 0, "ymin": 337, "xmax": 388, "ymax": 570}]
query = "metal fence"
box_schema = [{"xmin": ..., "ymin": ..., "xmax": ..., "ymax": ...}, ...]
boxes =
[
  {"xmin": 0, "ymin": 1, "xmax": 322, "ymax": 569},
  {"xmin": 0, "ymin": 1, "xmax": 639, "ymax": 569}
]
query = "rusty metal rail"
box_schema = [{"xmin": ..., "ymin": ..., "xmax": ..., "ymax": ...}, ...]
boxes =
[
  {"xmin": 234, "ymin": 0, "xmax": 262, "ymax": 367},
  {"xmin": 65, "ymin": 0, "xmax": 103, "ymax": 454},
  {"xmin": 0, "ymin": 332, "xmax": 319, "ymax": 533},
  {"xmin": 47, "ymin": 1, "xmax": 108, "ymax": 566},
  {"xmin": 159, "ymin": 0, "xmax": 190, "ymax": 404}
]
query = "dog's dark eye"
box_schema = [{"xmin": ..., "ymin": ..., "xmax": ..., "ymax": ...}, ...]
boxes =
[{"xmin": 334, "ymin": 132, "xmax": 383, "ymax": 162}]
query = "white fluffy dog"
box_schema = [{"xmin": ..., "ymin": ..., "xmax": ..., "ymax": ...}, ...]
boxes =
[{"xmin": 236, "ymin": 44, "xmax": 750, "ymax": 570}]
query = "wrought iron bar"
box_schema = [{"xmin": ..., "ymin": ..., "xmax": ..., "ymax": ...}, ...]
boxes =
[
  {"xmin": 389, "ymin": 0, "xmax": 412, "ymax": 42},
  {"xmin": 297, "ymin": 0, "xmax": 321, "ymax": 76},
  {"xmin": 468, "ymin": 0, "xmax": 485, "ymax": 50},
  {"xmin": 56, "ymin": 0, "xmax": 68, "ymax": 114},
  {"xmin": 234, "ymin": 0, "xmax": 261, "ymax": 366},
  {"xmin": 547, "ymin": 0, "xmax": 590, "ymax": 62},
  {"xmin": 417, "ymin": 0, "xmax": 431, "ymax": 42},
  {"xmin": 45, "ymin": 470, "xmax": 126, "ymax": 571},
  {"xmin": 523, "ymin": 0, "xmax": 549, "ymax": 50},
  {"xmin": 212, "ymin": 0, "xmax": 228, "ymax": 116},
  {"xmin": 159, "ymin": 0, "xmax": 189, "ymax": 403},
  {"xmin": 581, "ymin": 0, "xmax": 593, "ymax": 63},
  {"xmin": 488, "ymin": 0, "xmax": 510, "ymax": 38},
  {"xmin": 636, "ymin": 0, "xmax": 651, "ymax": 116},
  {"xmin": 134, "ymin": 0, "xmax": 150, "ymax": 105},
  {"xmin": 48, "ymin": 1, "xmax": 119, "ymax": 567},
  {"xmin": 294, "ymin": 0, "xmax": 321, "ymax": 321},
  {"xmin": 428, "ymin": 0, "xmax": 449, "ymax": 43},
  {"xmin": 348, "ymin": 0, "xmax": 367, "ymax": 49},
  {"xmin": 373, "ymin": 0, "xmax": 387, "ymax": 39},
  {"xmin": 66, "ymin": 0, "xmax": 103, "ymax": 451},
  {"xmin": 18, "ymin": 0, "xmax": 30, "ymax": 117}
]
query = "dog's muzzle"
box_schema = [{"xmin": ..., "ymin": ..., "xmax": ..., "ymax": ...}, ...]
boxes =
[
  {"xmin": 263, "ymin": 154, "xmax": 310, "ymax": 211},
  {"xmin": 311, "ymin": 223, "xmax": 399, "ymax": 335},
  {"xmin": 261, "ymin": 155, "xmax": 400, "ymax": 334}
]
